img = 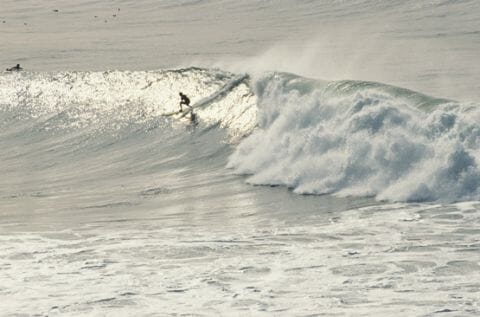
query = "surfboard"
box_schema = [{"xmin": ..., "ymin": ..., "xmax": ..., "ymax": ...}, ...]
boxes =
[
  {"xmin": 178, "ymin": 107, "xmax": 192, "ymax": 119},
  {"xmin": 162, "ymin": 110, "xmax": 182, "ymax": 117},
  {"xmin": 162, "ymin": 107, "xmax": 193, "ymax": 118},
  {"xmin": 162, "ymin": 106, "xmax": 197, "ymax": 127}
]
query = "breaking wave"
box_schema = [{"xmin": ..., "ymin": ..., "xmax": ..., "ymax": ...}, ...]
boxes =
[
  {"xmin": 228, "ymin": 72, "xmax": 480, "ymax": 202},
  {"xmin": 1, "ymin": 67, "xmax": 480, "ymax": 202}
]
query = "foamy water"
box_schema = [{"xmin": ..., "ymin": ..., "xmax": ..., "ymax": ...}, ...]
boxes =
[{"xmin": 1, "ymin": 1, "xmax": 480, "ymax": 316}]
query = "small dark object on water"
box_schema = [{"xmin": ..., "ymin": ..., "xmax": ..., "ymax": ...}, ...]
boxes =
[
  {"xmin": 53, "ymin": 9, "xmax": 59, "ymax": 12},
  {"xmin": 6, "ymin": 64, "xmax": 23, "ymax": 72}
]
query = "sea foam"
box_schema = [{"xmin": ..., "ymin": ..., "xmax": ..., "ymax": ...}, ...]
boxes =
[
  {"xmin": 2, "ymin": 68, "xmax": 479, "ymax": 202},
  {"xmin": 228, "ymin": 73, "xmax": 480, "ymax": 202}
]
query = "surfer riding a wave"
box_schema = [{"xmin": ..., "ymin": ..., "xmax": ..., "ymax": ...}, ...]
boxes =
[
  {"xmin": 179, "ymin": 92, "xmax": 190, "ymax": 112},
  {"xmin": 179, "ymin": 92, "xmax": 197, "ymax": 124}
]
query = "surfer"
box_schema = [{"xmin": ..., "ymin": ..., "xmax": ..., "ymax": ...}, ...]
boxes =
[
  {"xmin": 179, "ymin": 92, "xmax": 191, "ymax": 112},
  {"xmin": 6, "ymin": 64, "xmax": 23, "ymax": 72}
]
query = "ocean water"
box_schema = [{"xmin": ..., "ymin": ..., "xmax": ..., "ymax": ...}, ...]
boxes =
[{"xmin": 1, "ymin": 1, "xmax": 480, "ymax": 316}]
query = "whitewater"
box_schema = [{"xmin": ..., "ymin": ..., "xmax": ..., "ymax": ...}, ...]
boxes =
[{"xmin": 1, "ymin": 1, "xmax": 480, "ymax": 316}]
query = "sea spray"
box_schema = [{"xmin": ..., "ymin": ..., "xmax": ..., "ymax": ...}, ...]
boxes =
[
  {"xmin": 2, "ymin": 68, "xmax": 480, "ymax": 202},
  {"xmin": 228, "ymin": 73, "xmax": 480, "ymax": 202}
]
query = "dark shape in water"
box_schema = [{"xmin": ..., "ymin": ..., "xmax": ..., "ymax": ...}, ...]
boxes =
[{"xmin": 6, "ymin": 64, "xmax": 22, "ymax": 72}]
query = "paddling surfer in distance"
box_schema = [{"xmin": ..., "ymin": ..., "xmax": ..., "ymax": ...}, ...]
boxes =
[{"xmin": 6, "ymin": 64, "xmax": 23, "ymax": 71}]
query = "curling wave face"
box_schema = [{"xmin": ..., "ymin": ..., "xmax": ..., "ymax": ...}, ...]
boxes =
[
  {"xmin": 2, "ymin": 67, "xmax": 480, "ymax": 203},
  {"xmin": 228, "ymin": 73, "xmax": 480, "ymax": 202}
]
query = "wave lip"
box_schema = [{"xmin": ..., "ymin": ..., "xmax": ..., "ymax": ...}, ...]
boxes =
[{"xmin": 228, "ymin": 72, "xmax": 480, "ymax": 203}]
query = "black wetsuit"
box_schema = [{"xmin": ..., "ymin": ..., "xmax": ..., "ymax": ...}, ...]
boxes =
[
  {"xmin": 6, "ymin": 64, "xmax": 22, "ymax": 72},
  {"xmin": 179, "ymin": 93, "xmax": 191, "ymax": 111}
]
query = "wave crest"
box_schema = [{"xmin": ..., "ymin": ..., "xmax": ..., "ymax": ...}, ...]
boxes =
[
  {"xmin": 228, "ymin": 72, "xmax": 480, "ymax": 202},
  {"xmin": 2, "ymin": 67, "xmax": 480, "ymax": 202}
]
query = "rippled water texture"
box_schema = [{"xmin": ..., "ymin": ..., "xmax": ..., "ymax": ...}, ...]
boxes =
[
  {"xmin": 1, "ymin": 0, "xmax": 480, "ymax": 100},
  {"xmin": 1, "ymin": 1, "xmax": 480, "ymax": 316}
]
